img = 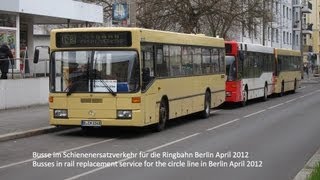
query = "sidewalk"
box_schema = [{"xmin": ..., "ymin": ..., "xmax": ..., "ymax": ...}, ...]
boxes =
[
  {"xmin": 301, "ymin": 72, "xmax": 320, "ymax": 84},
  {"xmin": 0, "ymin": 105, "xmax": 65, "ymax": 142},
  {"xmin": 294, "ymin": 149, "xmax": 320, "ymax": 180}
]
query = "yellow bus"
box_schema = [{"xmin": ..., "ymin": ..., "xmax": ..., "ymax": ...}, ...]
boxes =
[
  {"xmin": 34, "ymin": 28, "xmax": 226, "ymax": 131},
  {"xmin": 274, "ymin": 48, "xmax": 302, "ymax": 96}
]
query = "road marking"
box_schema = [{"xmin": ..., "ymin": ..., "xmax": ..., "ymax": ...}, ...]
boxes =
[
  {"xmin": 243, "ymin": 110, "xmax": 266, "ymax": 118},
  {"xmin": 299, "ymin": 86, "xmax": 306, "ymax": 90},
  {"xmin": 145, "ymin": 133, "xmax": 200, "ymax": 152},
  {"xmin": 299, "ymin": 95, "xmax": 306, "ymax": 98},
  {"xmin": 267, "ymin": 103, "xmax": 284, "ymax": 110},
  {"xmin": 210, "ymin": 110, "xmax": 221, "ymax": 114},
  {"xmin": 0, "ymin": 138, "xmax": 115, "ymax": 169},
  {"xmin": 64, "ymin": 133, "xmax": 200, "ymax": 180},
  {"xmin": 305, "ymin": 92, "xmax": 316, "ymax": 96},
  {"xmin": 285, "ymin": 98, "xmax": 297, "ymax": 103},
  {"xmin": 206, "ymin": 119, "xmax": 240, "ymax": 131}
]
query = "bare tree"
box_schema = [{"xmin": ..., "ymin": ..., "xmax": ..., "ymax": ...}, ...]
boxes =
[{"xmin": 75, "ymin": 0, "xmax": 274, "ymax": 40}]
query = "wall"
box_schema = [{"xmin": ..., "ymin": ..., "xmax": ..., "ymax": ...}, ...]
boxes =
[{"xmin": 0, "ymin": 78, "xmax": 49, "ymax": 109}]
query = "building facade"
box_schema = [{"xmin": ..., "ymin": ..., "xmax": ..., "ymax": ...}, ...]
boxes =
[{"xmin": 235, "ymin": 0, "xmax": 320, "ymax": 65}]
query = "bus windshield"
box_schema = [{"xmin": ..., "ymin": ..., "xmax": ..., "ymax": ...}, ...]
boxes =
[
  {"xmin": 225, "ymin": 55, "xmax": 237, "ymax": 81},
  {"xmin": 51, "ymin": 50, "xmax": 140, "ymax": 94}
]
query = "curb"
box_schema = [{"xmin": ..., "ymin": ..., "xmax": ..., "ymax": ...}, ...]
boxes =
[
  {"xmin": 0, "ymin": 126, "xmax": 71, "ymax": 142},
  {"xmin": 294, "ymin": 149, "xmax": 320, "ymax": 180}
]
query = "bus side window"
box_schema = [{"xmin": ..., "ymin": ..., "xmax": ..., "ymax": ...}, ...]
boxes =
[
  {"xmin": 211, "ymin": 48, "xmax": 219, "ymax": 73},
  {"xmin": 219, "ymin": 48, "xmax": 225, "ymax": 74},
  {"xmin": 155, "ymin": 46, "xmax": 169, "ymax": 77},
  {"xmin": 141, "ymin": 44, "xmax": 155, "ymax": 91}
]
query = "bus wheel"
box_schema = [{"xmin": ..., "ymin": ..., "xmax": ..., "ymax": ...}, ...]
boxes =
[
  {"xmin": 155, "ymin": 100, "xmax": 168, "ymax": 132},
  {"xmin": 279, "ymin": 81, "xmax": 285, "ymax": 97},
  {"xmin": 240, "ymin": 89, "xmax": 248, "ymax": 107},
  {"xmin": 262, "ymin": 85, "xmax": 268, "ymax": 101},
  {"xmin": 292, "ymin": 79, "xmax": 297, "ymax": 94},
  {"xmin": 200, "ymin": 91, "xmax": 211, "ymax": 119}
]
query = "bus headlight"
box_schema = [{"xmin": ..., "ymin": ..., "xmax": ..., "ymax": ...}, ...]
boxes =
[
  {"xmin": 226, "ymin": 91, "xmax": 232, "ymax": 97},
  {"xmin": 54, "ymin": 109, "xmax": 68, "ymax": 118},
  {"xmin": 117, "ymin": 110, "xmax": 132, "ymax": 119}
]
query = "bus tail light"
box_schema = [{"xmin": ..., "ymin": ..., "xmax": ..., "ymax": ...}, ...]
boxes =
[
  {"xmin": 132, "ymin": 97, "xmax": 141, "ymax": 103},
  {"xmin": 49, "ymin": 96, "xmax": 54, "ymax": 103}
]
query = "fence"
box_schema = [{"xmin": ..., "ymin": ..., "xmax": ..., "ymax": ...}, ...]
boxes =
[{"xmin": 0, "ymin": 57, "xmax": 49, "ymax": 79}]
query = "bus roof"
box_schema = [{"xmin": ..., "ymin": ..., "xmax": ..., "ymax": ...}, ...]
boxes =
[
  {"xmin": 275, "ymin": 48, "xmax": 301, "ymax": 56},
  {"xmin": 51, "ymin": 27, "xmax": 225, "ymax": 48},
  {"xmin": 239, "ymin": 42, "xmax": 274, "ymax": 54}
]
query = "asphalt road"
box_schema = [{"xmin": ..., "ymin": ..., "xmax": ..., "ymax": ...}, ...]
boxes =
[{"xmin": 0, "ymin": 83, "xmax": 320, "ymax": 180}]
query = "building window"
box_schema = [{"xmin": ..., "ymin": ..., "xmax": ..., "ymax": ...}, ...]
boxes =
[
  {"xmin": 272, "ymin": 28, "xmax": 275, "ymax": 42},
  {"xmin": 303, "ymin": 34, "xmax": 306, "ymax": 45},
  {"xmin": 286, "ymin": 7, "xmax": 289, "ymax": 19},
  {"xmin": 296, "ymin": 34, "xmax": 299, "ymax": 45},
  {"xmin": 276, "ymin": 29, "xmax": 279, "ymax": 43},
  {"xmin": 254, "ymin": 25, "xmax": 257, "ymax": 39},
  {"xmin": 289, "ymin": 33, "xmax": 292, "ymax": 45},
  {"xmin": 289, "ymin": 8, "xmax": 292, "ymax": 20},
  {"xmin": 287, "ymin": 32, "xmax": 289, "ymax": 44},
  {"xmin": 283, "ymin": 5, "xmax": 285, "ymax": 18},
  {"xmin": 293, "ymin": 32, "xmax": 295, "ymax": 45},
  {"xmin": 0, "ymin": 14, "xmax": 16, "ymax": 27},
  {"xmin": 283, "ymin": 31, "xmax": 286, "ymax": 44}
]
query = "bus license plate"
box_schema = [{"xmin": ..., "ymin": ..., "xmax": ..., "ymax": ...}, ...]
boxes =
[{"xmin": 81, "ymin": 120, "xmax": 101, "ymax": 127}]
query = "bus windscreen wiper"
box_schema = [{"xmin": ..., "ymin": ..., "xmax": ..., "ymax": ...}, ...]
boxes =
[{"xmin": 96, "ymin": 79, "xmax": 117, "ymax": 96}]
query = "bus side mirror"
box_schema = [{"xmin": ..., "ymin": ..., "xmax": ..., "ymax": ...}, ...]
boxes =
[
  {"xmin": 34, "ymin": 46, "xmax": 50, "ymax": 64},
  {"xmin": 34, "ymin": 49, "xmax": 39, "ymax": 64}
]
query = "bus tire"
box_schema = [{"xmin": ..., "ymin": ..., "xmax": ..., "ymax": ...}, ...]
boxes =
[
  {"xmin": 292, "ymin": 79, "xmax": 297, "ymax": 94},
  {"xmin": 279, "ymin": 81, "xmax": 285, "ymax": 97},
  {"xmin": 200, "ymin": 91, "xmax": 211, "ymax": 119},
  {"xmin": 262, "ymin": 84, "xmax": 268, "ymax": 101},
  {"xmin": 240, "ymin": 88, "xmax": 248, "ymax": 107},
  {"xmin": 155, "ymin": 99, "xmax": 168, "ymax": 132}
]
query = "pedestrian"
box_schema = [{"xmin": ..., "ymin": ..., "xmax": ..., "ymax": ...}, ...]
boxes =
[{"xmin": 0, "ymin": 42, "xmax": 14, "ymax": 79}]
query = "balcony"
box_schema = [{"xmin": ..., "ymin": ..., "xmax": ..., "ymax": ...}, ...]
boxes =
[
  {"xmin": 303, "ymin": 45, "xmax": 313, "ymax": 52},
  {"xmin": 302, "ymin": 23, "xmax": 313, "ymax": 34},
  {"xmin": 301, "ymin": 1, "xmax": 312, "ymax": 13},
  {"xmin": 293, "ymin": 20, "xmax": 300, "ymax": 31}
]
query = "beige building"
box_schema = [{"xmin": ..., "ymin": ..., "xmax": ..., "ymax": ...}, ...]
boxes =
[{"xmin": 302, "ymin": 0, "xmax": 319, "ymax": 64}]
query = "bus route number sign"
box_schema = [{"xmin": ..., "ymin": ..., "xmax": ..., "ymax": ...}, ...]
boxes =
[{"xmin": 56, "ymin": 31, "xmax": 132, "ymax": 48}]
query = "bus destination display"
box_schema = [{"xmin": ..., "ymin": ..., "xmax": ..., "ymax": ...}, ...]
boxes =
[{"xmin": 56, "ymin": 31, "xmax": 132, "ymax": 48}]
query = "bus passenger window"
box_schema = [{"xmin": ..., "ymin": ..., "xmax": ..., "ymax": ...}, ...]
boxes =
[
  {"xmin": 212, "ymin": 49, "xmax": 220, "ymax": 73},
  {"xmin": 169, "ymin": 46, "xmax": 182, "ymax": 76},
  {"xmin": 202, "ymin": 48, "xmax": 212, "ymax": 74},
  {"xmin": 156, "ymin": 47, "xmax": 169, "ymax": 77}
]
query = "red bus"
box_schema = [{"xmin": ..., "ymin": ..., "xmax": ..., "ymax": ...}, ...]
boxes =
[{"xmin": 225, "ymin": 41, "xmax": 275, "ymax": 106}]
